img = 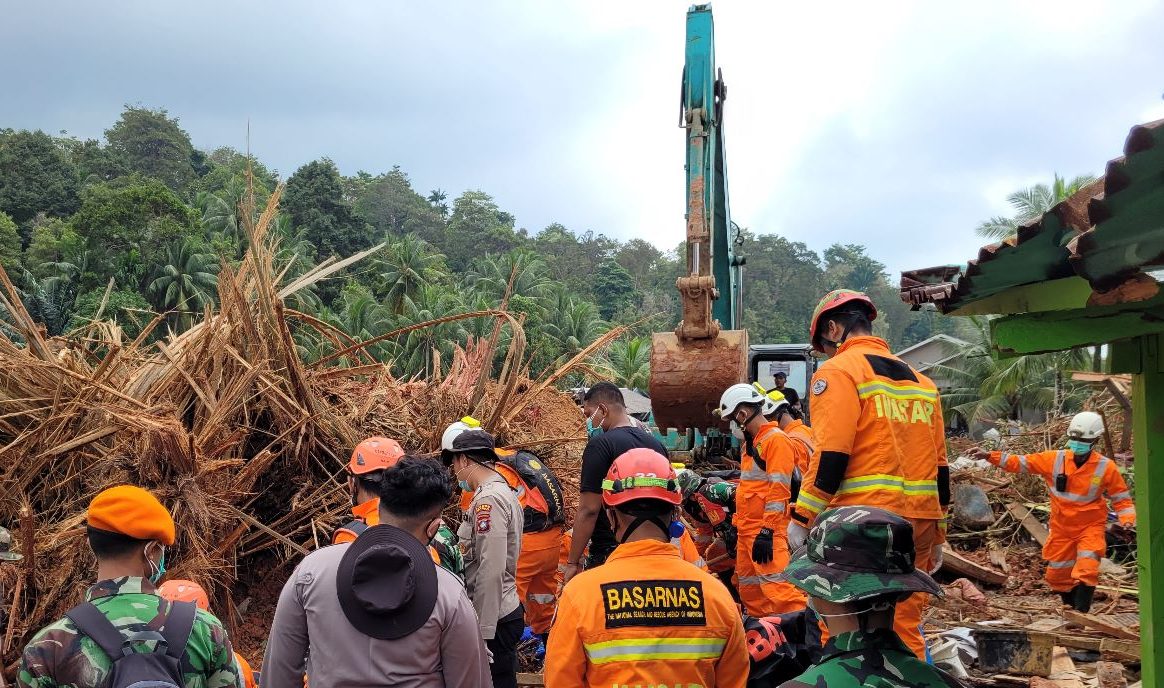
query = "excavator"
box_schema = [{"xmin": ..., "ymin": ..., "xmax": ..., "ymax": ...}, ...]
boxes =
[{"xmin": 648, "ymin": 4, "xmax": 815, "ymax": 460}]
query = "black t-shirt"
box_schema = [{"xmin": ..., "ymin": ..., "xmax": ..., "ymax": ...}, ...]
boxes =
[
  {"xmin": 580, "ymin": 425, "xmax": 669, "ymax": 562},
  {"xmin": 779, "ymin": 386, "xmax": 801, "ymax": 408}
]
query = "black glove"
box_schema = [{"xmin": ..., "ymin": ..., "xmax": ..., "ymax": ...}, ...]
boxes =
[
  {"xmin": 752, "ymin": 528, "xmax": 774, "ymax": 564},
  {"xmin": 723, "ymin": 526, "xmax": 738, "ymax": 554}
]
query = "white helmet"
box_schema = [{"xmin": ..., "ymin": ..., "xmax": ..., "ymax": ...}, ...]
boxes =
[
  {"xmin": 1067, "ymin": 411, "xmax": 1103, "ymax": 441},
  {"xmin": 441, "ymin": 416, "xmax": 482, "ymax": 451},
  {"xmin": 754, "ymin": 383, "xmax": 790, "ymax": 417},
  {"xmin": 717, "ymin": 383, "xmax": 765, "ymax": 419}
]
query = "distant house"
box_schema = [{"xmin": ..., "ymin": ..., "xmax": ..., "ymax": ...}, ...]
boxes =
[{"xmin": 895, "ymin": 334, "xmax": 969, "ymax": 390}]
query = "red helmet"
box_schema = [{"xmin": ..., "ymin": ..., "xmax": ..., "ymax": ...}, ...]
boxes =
[
  {"xmin": 157, "ymin": 579, "xmax": 210, "ymax": 611},
  {"xmin": 809, "ymin": 289, "xmax": 877, "ymax": 352},
  {"xmin": 349, "ymin": 437, "xmax": 406, "ymax": 475},
  {"xmin": 602, "ymin": 448, "xmax": 681, "ymax": 507}
]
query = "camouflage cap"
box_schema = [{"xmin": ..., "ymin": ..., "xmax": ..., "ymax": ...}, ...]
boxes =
[
  {"xmin": 0, "ymin": 527, "xmax": 22, "ymax": 561},
  {"xmin": 676, "ymin": 468, "xmax": 704, "ymax": 501},
  {"xmin": 778, "ymin": 506, "xmax": 941, "ymax": 604}
]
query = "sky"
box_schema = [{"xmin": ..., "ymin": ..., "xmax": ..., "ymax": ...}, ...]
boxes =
[{"xmin": 2, "ymin": 1, "xmax": 1163, "ymax": 279}]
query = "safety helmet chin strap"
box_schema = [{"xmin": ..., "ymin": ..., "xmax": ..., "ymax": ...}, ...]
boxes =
[{"xmin": 611, "ymin": 504, "xmax": 673, "ymax": 544}]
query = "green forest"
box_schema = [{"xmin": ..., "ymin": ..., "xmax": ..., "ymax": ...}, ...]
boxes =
[{"xmin": 0, "ymin": 106, "xmax": 965, "ymax": 386}]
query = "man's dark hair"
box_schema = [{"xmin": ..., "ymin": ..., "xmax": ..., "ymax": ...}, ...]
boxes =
[
  {"xmin": 354, "ymin": 471, "xmax": 384, "ymax": 495},
  {"xmin": 613, "ymin": 499, "xmax": 673, "ymax": 518},
  {"xmin": 87, "ymin": 526, "xmax": 147, "ymax": 559},
  {"xmin": 584, "ymin": 382, "xmax": 625, "ymax": 408},
  {"xmin": 379, "ymin": 456, "xmax": 454, "ymax": 521},
  {"xmin": 819, "ymin": 306, "xmax": 874, "ymax": 343},
  {"xmin": 774, "ymin": 371, "xmax": 787, "ymax": 379}
]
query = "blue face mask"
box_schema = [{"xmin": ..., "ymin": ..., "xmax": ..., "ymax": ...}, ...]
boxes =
[
  {"xmin": 458, "ymin": 479, "xmax": 472, "ymax": 492},
  {"xmin": 586, "ymin": 410, "xmax": 605, "ymax": 439},
  {"xmin": 147, "ymin": 545, "xmax": 166, "ymax": 585},
  {"xmin": 1066, "ymin": 440, "xmax": 1092, "ymax": 456}
]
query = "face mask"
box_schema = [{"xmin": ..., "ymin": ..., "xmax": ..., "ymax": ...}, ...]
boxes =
[
  {"xmin": 146, "ymin": 544, "xmax": 166, "ymax": 585},
  {"xmin": 1066, "ymin": 440, "xmax": 1092, "ymax": 456},
  {"xmin": 729, "ymin": 420, "xmax": 745, "ymax": 441},
  {"xmin": 459, "ymin": 479, "xmax": 472, "ymax": 492},
  {"xmin": 586, "ymin": 410, "xmax": 605, "ymax": 438},
  {"xmin": 806, "ymin": 596, "xmax": 891, "ymax": 618}
]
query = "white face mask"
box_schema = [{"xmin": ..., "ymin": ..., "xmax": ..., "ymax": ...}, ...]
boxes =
[
  {"xmin": 730, "ymin": 420, "xmax": 745, "ymax": 440},
  {"xmin": 807, "ymin": 597, "xmax": 893, "ymax": 618}
]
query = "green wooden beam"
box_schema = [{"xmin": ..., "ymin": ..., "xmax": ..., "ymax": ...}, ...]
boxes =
[
  {"xmin": 950, "ymin": 276, "xmax": 1092, "ymax": 316},
  {"xmin": 1133, "ymin": 335, "xmax": 1164, "ymax": 685},
  {"xmin": 990, "ymin": 295, "xmax": 1164, "ymax": 357}
]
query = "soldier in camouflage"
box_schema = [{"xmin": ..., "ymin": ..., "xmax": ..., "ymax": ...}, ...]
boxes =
[
  {"xmin": 775, "ymin": 506, "xmax": 966, "ymax": 688},
  {"xmin": 18, "ymin": 486, "xmax": 238, "ymax": 688}
]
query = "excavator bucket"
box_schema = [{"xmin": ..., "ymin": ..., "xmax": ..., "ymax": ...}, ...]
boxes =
[{"xmin": 649, "ymin": 329, "xmax": 748, "ymax": 432}]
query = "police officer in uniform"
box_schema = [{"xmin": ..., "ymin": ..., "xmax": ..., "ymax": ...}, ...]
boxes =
[
  {"xmin": 442, "ymin": 419, "xmax": 524, "ymax": 688},
  {"xmin": 776, "ymin": 506, "xmax": 965, "ymax": 688},
  {"xmin": 545, "ymin": 448, "xmax": 748, "ymax": 688}
]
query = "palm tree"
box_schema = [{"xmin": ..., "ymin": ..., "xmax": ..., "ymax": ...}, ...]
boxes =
[
  {"xmin": 376, "ymin": 235, "xmax": 446, "ymax": 314},
  {"xmin": 602, "ymin": 336, "xmax": 651, "ymax": 391},
  {"xmin": 928, "ymin": 317, "xmax": 1090, "ymax": 427},
  {"xmin": 466, "ymin": 249, "xmax": 550, "ymax": 320},
  {"xmin": 428, "ymin": 189, "xmax": 449, "ymax": 217},
  {"xmin": 976, "ymin": 173, "xmax": 1096, "ymax": 240},
  {"xmin": 542, "ymin": 285, "xmax": 606, "ymax": 357},
  {"xmin": 148, "ymin": 239, "xmax": 218, "ymax": 330}
]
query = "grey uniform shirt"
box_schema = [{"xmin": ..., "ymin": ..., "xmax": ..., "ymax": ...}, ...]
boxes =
[
  {"xmin": 261, "ymin": 542, "xmax": 491, "ymax": 688},
  {"xmin": 459, "ymin": 473, "xmax": 523, "ymax": 640}
]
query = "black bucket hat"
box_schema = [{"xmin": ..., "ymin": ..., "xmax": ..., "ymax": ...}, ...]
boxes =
[{"xmin": 336, "ymin": 524, "xmax": 438, "ymax": 640}]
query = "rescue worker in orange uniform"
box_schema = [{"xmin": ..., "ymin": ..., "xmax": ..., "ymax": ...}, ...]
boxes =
[
  {"xmin": 157, "ymin": 580, "xmax": 257, "ymax": 688},
  {"xmin": 489, "ymin": 448, "xmax": 567, "ymax": 640},
  {"xmin": 969, "ymin": 411, "xmax": 1135, "ymax": 612},
  {"xmin": 545, "ymin": 448, "xmax": 748, "ymax": 688},
  {"xmin": 760, "ymin": 386, "xmax": 816, "ymax": 479},
  {"xmin": 718, "ymin": 384, "xmax": 806, "ymax": 616},
  {"xmin": 332, "ymin": 437, "xmax": 464, "ymax": 576},
  {"xmin": 789, "ymin": 289, "xmax": 950, "ymax": 660}
]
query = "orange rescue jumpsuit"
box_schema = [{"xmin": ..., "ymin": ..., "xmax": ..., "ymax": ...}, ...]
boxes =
[
  {"xmin": 545, "ymin": 539, "xmax": 749, "ymax": 688},
  {"xmin": 989, "ymin": 449, "xmax": 1135, "ymax": 591},
  {"xmin": 737, "ymin": 422, "xmax": 805, "ymax": 616},
  {"xmin": 784, "ymin": 418, "xmax": 815, "ymax": 478},
  {"xmin": 332, "ymin": 497, "xmax": 444, "ymax": 567},
  {"xmin": 791, "ymin": 336, "xmax": 947, "ymax": 659},
  {"xmin": 492, "ymin": 462, "xmax": 565, "ymax": 635}
]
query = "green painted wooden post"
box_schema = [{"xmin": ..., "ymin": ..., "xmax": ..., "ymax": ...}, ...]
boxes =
[{"xmin": 1133, "ymin": 335, "xmax": 1163, "ymax": 685}]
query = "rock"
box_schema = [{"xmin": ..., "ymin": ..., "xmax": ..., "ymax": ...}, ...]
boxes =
[
  {"xmin": 952, "ymin": 483, "xmax": 994, "ymax": 529},
  {"xmin": 1096, "ymin": 661, "xmax": 1127, "ymax": 688}
]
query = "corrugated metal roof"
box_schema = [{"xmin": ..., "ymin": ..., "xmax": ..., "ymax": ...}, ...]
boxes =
[{"xmin": 900, "ymin": 119, "xmax": 1164, "ymax": 313}]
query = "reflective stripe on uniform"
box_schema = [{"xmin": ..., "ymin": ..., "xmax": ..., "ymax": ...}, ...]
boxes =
[
  {"xmin": 836, "ymin": 474, "xmax": 905, "ymax": 495},
  {"xmin": 764, "ymin": 501, "xmax": 787, "ymax": 514},
  {"xmin": 795, "ymin": 491, "xmax": 829, "ymax": 515},
  {"xmin": 583, "ymin": 637, "xmax": 727, "ymax": 664},
  {"xmin": 528, "ymin": 593, "xmax": 557, "ymax": 604},
  {"xmin": 1078, "ymin": 550, "xmax": 1101, "ymax": 561},
  {"xmin": 1050, "ymin": 452, "xmax": 1108, "ymax": 503},
  {"xmin": 903, "ymin": 479, "xmax": 938, "ymax": 495},
  {"xmin": 1048, "ymin": 559, "xmax": 1075, "ymax": 569},
  {"xmin": 1109, "ymin": 490, "xmax": 1132, "ymax": 502},
  {"xmin": 741, "ymin": 469, "xmax": 791, "ymax": 485},
  {"xmin": 738, "ymin": 572, "xmax": 787, "ymax": 585},
  {"xmin": 855, "ymin": 381, "xmax": 938, "ymax": 402},
  {"xmin": 692, "ymin": 558, "xmax": 706, "ymax": 568},
  {"xmin": 1117, "ymin": 507, "xmax": 1136, "ymax": 517}
]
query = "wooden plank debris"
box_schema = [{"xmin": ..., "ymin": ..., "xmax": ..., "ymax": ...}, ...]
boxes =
[
  {"xmin": 1100, "ymin": 638, "xmax": 1141, "ymax": 662},
  {"xmin": 941, "ymin": 544, "xmax": 1008, "ymax": 585},
  {"xmin": 517, "ymin": 674, "xmax": 544, "ymax": 687},
  {"xmin": 1047, "ymin": 646, "xmax": 1084, "ymax": 688},
  {"xmin": 1005, "ymin": 502, "xmax": 1049, "ymax": 546},
  {"xmin": 1061, "ymin": 609, "xmax": 1141, "ymax": 641}
]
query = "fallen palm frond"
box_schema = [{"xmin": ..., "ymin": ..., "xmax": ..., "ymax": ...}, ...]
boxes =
[{"xmin": 0, "ymin": 182, "xmax": 594, "ymax": 667}]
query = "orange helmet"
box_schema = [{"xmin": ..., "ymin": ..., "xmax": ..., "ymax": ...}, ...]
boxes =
[
  {"xmin": 157, "ymin": 579, "xmax": 210, "ymax": 611},
  {"xmin": 601, "ymin": 448, "xmax": 681, "ymax": 507},
  {"xmin": 349, "ymin": 437, "xmax": 405, "ymax": 475},
  {"xmin": 809, "ymin": 289, "xmax": 877, "ymax": 352}
]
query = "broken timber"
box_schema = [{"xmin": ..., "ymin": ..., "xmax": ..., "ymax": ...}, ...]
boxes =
[
  {"xmin": 1006, "ymin": 502, "xmax": 1049, "ymax": 546},
  {"xmin": 1061, "ymin": 608, "xmax": 1140, "ymax": 642},
  {"xmin": 941, "ymin": 544, "xmax": 1008, "ymax": 585}
]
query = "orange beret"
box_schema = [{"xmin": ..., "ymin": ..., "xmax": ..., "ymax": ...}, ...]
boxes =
[{"xmin": 87, "ymin": 485, "xmax": 175, "ymax": 546}]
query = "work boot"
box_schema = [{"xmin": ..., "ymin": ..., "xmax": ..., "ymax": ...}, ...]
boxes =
[
  {"xmin": 1073, "ymin": 585, "xmax": 1096, "ymax": 613},
  {"xmin": 1059, "ymin": 589, "xmax": 1075, "ymax": 607}
]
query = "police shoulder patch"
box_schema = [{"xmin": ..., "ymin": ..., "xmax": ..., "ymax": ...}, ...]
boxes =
[
  {"xmin": 812, "ymin": 379, "xmax": 827, "ymax": 395},
  {"xmin": 475, "ymin": 511, "xmax": 491, "ymax": 533},
  {"xmin": 600, "ymin": 579, "xmax": 706, "ymax": 629},
  {"xmin": 475, "ymin": 503, "xmax": 492, "ymax": 512}
]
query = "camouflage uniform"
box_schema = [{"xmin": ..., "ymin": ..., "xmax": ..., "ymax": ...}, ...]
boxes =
[
  {"xmin": 431, "ymin": 523, "xmax": 465, "ymax": 579},
  {"xmin": 18, "ymin": 577, "xmax": 239, "ymax": 688},
  {"xmin": 776, "ymin": 507, "xmax": 965, "ymax": 688}
]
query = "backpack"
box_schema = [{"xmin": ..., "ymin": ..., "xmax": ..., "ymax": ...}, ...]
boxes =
[
  {"xmin": 66, "ymin": 599, "xmax": 197, "ymax": 688},
  {"xmin": 499, "ymin": 450, "xmax": 566, "ymax": 531}
]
